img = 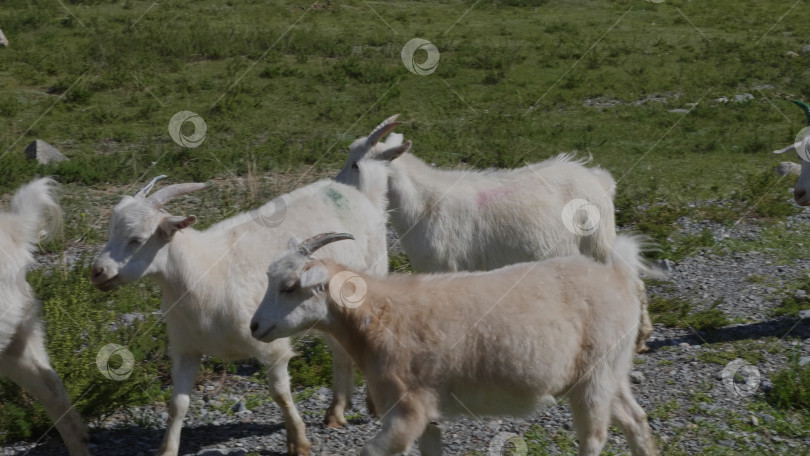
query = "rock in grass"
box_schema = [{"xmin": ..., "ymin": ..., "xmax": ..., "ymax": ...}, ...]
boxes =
[
  {"xmin": 799, "ymin": 309, "xmax": 810, "ymax": 320},
  {"xmin": 776, "ymin": 162, "xmax": 802, "ymax": 176},
  {"xmin": 629, "ymin": 371, "xmax": 644, "ymax": 384},
  {"xmin": 0, "ymin": 28, "xmax": 7, "ymax": 47},
  {"xmin": 25, "ymin": 139, "xmax": 68, "ymax": 164},
  {"xmin": 733, "ymin": 93, "xmax": 754, "ymax": 103},
  {"xmin": 799, "ymin": 357, "xmax": 810, "ymax": 367}
]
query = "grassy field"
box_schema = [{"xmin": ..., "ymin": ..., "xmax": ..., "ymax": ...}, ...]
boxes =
[{"xmin": 1, "ymin": 0, "xmax": 810, "ymax": 452}]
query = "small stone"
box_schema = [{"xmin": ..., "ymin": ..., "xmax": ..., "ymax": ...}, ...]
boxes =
[
  {"xmin": 231, "ymin": 400, "xmax": 247, "ymax": 413},
  {"xmin": 787, "ymin": 51, "xmax": 800, "ymax": 57},
  {"xmin": 25, "ymin": 139, "xmax": 68, "ymax": 164},
  {"xmin": 803, "ymin": 44, "xmax": 810, "ymax": 54},
  {"xmin": 760, "ymin": 380, "xmax": 774, "ymax": 393},
  {"xmin": 799, "ymin": 309, "xmax": 810, "ymax": 320},
  {"xmin": 121, "ymin": 313, "xmax": 145, "ymax": 325},
  {"xmin": 750, "ymin": 415, "xmax": 759, "ymax": 426},
  {"xmin": 760, "ymin": 413, "xmax": 775, "ymax": 423},
  {"xmin": 629, "ymin": 371, "xmax": 644, "ymax": 384},
  {"xmin": 668, "ymin": 108, "xmax": 689, "ymax": 113},
  {"xmin": 716, "ymin": 96, "xmax": 729, "ymax": 103},
  {"xmin": 796, "ymin": 290, "xmax": 807, "ymax": 298},
  {"xmin": 733, "ymin": 93, "xmax": 754, "ymax": 103},
  {"xmin": 657, "ymin": 259, "xmax": 674, "ymax": 273},
  {"xmin": 196, "ymin": 450, "xmax": 247, "ymax": 456},
  {"xmin": 777, "ymin": 162, "xmax": 802, "ymax": 176},
  {"xmin": 679, "ymin": 342, "xmax": 691, "ymax": 348},
  {"xmin": 718, "ymin": 439, "xmax": 735, "ymax": 447},
  {"xmin": 160, "ymin": 411, "xmax": 169, "ymax": 420},
  {"xmin": 799, "ymin": 356, "xmax": 810, "ymax": 367}
]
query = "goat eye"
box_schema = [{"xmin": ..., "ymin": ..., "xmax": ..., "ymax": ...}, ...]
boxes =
[
  {"xmin": 129, "ymin": 238, "xmax": 145, "ymax": 247},
  {"xmin": 280, "ymin": 283, "xmax": 298, "ymax": 294}
]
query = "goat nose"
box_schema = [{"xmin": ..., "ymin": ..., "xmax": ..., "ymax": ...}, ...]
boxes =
[
  {"xmin": 250, "ymin": 321, "xmax": 258, "ymax": 334},
  {"xmin": 91, "ymin": 266, "xmax": 104, "ymax": 281},
  {"xmin": 795, "ymin": 188, "xmax": 806, "ymax": 200}
]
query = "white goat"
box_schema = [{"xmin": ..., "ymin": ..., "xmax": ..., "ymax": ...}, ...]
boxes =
[
  {"xmin": 91, "ymin": 177, "xmax": 387, "ymax": 456},
  {"xmin": 773, "ymin": 100, "xmax": 810, "ymax": 205},
  {"xmin": 0, "ymin": 178, "xmax": 89, "ymax": 456},
  {"xmin": 250, "ymin": 232, "xmax": 658, "ymax": 456},
  {"xmin": 336, "ymin": 116, "xmax": 653, "ymax": 352}
]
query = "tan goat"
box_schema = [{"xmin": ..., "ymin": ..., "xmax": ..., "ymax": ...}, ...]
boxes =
[{"xmin": 250, "ymin": 232, "xmax": 658, "ymax": 456}]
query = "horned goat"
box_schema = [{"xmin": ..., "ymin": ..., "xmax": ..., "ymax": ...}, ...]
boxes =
[
  {"xmin": 91, "ymin": 177, "xmax": 387, "ymax": 456},
  {"xmin": 0, "ymin": 178, "xmax": 89, "ymax": 455},
  {"xmin": 773, "ymin": 100, "xmax": 810, "ymax": 205},
  {"xmin": 335, "ymin": 115, "xmax": 653, "ymax": 352},
  {"xmin": 250, "ymin": 232, "xmax": 658, "ymax": 456}
]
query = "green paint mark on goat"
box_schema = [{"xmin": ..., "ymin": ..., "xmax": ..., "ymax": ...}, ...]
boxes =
[{"xmin": 326, "ymin": 188, "xmax": 347, "ymax": 208}]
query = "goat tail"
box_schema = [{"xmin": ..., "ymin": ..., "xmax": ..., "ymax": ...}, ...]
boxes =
[
  {"xmin": 608, "ymin": 234, "xmax": 662, "ymax": 280},
  {"xmin": 10, "ymin": 177, "xmax": 63, "ymax": 246}
]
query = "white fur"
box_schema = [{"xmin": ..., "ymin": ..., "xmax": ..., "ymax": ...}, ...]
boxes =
[
  {"xmin": 251, "ymin": 234, "xmax": 658, "ymax": 456},
  {"xmin": 335, "ymin": 116, "xmax": 653, "ymax": 352},
  {"xmin": 92, "ymin": 178, "xmax": 387, "ymax": 456},
  {"xmin": 0, "ymin": 178, "xmax": 88, "ymax": 456}
]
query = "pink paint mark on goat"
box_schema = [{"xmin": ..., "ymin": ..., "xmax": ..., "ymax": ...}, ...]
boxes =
[{"xmin": 476, "ymin": 187, "xmax": 514, "ymax": 207}]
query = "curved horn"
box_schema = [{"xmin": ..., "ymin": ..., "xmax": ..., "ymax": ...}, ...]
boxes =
[
  {"xmin": 792, "ymin": 100, "xmax": 810, "ymax": 125},
  {"xmin": 148, "ymin": 182, "xmax": 211, "ymax": 208},
  {"xmin": 296, "ymin": 232, "xmax": 355, "ymax": 256},
  {"xmin": 135, "ymin": 175, "xmax": 167, "ymax": 198},
  {"xmin": 366, "ymin": 114, "xmax": 402, "ymax": 147}
]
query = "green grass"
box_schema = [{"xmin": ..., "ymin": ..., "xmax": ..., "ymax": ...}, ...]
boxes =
[
  {"xmin": 649, "ymin": 296, "xmax": 731, "ymax": 331},
  {"xmin": 767, "ymin": 350, "xmax": 810, "ymax": 411}
]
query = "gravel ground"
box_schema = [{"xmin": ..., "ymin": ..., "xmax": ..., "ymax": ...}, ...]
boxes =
[{"xmin": 3, "ymin": 211, "xmax": 810, "ymax": 456}]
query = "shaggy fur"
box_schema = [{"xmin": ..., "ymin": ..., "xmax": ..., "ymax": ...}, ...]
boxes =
[
  {"xmin": 336, "ymin": 116, "xmax": 653, "ymax": 352},
  {"xmin": 0, "ymin": 178, "xmax": 88, "ymax": 456}
]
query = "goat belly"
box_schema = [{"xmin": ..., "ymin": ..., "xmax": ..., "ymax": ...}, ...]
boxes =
[{"xmin": 440, "ymin": 385, "xmax": 550, "ymax": 418}]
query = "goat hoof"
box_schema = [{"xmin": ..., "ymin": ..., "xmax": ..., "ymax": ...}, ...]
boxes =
[
  {"xmin": 323, "ymin": 414, "xmax": 347, "ymax": 428},
  {"xmin": 287, "ymin": 439, "xmax": 312, "ymax": 456},
  {"xmin": 636, "ymin": 344, "xmax": 650, "ymax": 354}
]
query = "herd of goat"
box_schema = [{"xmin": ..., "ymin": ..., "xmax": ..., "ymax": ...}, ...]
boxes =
[{"xmin": 2, "ymin": 105, "xmax": 810, "ymax": 455}]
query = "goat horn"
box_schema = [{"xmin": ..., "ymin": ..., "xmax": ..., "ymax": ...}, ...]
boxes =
[
  {"xmin": 297, "ymin": 232, "xmax": 355, "ymax": 256},
  {"xmin": 147, "ymin": 182, "xmax": 211, "ymax": 208},
  {"xmin": 135, "ymin": 175, "xmax": 167, "ymax": 199},
  {"xmin": 366, "ymin": 114, "xmax": 402, "ymax": 147},
  {"xmin": 792, "ymin": 100, "xmax": 810, "ymax": 126}
]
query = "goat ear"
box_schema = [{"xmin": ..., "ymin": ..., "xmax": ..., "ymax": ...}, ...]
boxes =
[
  {"xmin": 773, "ymin": 144, "xmax": 796, "ymax": 154},
  {"xmin": 299, "ymin": 262, "xmax": 329, "ymax": 288},
  {"xmin": 159, "ymin": 215, "xmax": 196, "ymax": 239},
  {"xmin": 377, "ymin": 140, "xmax": 412, "ymax": 162},
  {"xmin": 287, "ymin": 236, "xmax": 302, "ymax": 250}
]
